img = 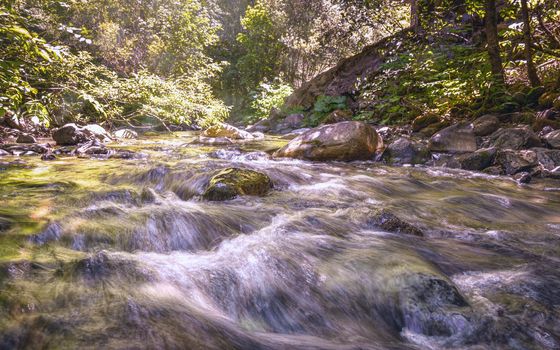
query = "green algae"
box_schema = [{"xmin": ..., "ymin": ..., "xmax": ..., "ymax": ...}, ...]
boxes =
[{"xmin": 203, "ymin": 168, "xmax": 272, "ymax": 201}]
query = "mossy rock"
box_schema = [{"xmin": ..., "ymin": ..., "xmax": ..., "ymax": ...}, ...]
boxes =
[
  {"xmin": 554, "ymin": 96, "xmax": 560, "ymax": 110},
  {"xmin": 412, "ymin": 114, "xmax": 440, "ymax": 132},
  {"xmin": 538, "ymin": 92, "xmax": 560, "ymax": 109},
  {"xmin": 203, "ymin": 168, "xmax": 272, "ymax": 201}
]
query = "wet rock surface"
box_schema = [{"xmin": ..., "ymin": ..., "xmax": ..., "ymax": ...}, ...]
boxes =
[
  {"xmin": 274, "ymin": 121, "xmax": 384, "ymax": 161},
  {"xmin": 203, "ymin": 167, "xmax": 273, "ymax": 201}
]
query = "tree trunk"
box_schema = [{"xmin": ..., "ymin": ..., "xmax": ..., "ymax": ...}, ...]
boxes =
[
  {"xmin": 484, "ymin": 0, "xmax": 505, "ymax": 85},
  {"xmin": 410, "ymin": 0, "xmax": 420, "ymax": 30},
  {"xmin": 521, "ymin": 0, "xmax": 541, "ymax": 87}
]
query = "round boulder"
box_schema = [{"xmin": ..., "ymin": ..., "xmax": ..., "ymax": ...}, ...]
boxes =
[
  {"xmin": 16, "ymin": 133, "xmax": 37, "ymax": 144},
  {"xmin": 429, "ymin": 123, "xmax": 477, "ymax": 153},
  {"xmin": 52, "ymin": 124, "xmax": 89, "ymax": 146},
  {"xmin": 203, "ymin": 168, "xmax": 272, "ymax": 201},
  {"xmin": 384, "ymin": 137, "xmax": 429, "ymax": 165},
  {"xmin": 274, "ymin": 121, "xmax": 383, "ymax": 161}
]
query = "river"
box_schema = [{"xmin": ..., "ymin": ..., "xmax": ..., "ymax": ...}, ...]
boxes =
[{"xmin": 1, "ymin": 132, "xmax": 560, "ymax": 349}]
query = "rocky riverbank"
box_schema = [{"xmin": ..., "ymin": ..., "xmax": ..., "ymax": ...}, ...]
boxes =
[
  {"xmin": 3, "ymin": 105, "xmax": 560, "ymax": 186},
  {"xmin": 244, "ymin": 101, "xmax": 560, "ymax": 184}
]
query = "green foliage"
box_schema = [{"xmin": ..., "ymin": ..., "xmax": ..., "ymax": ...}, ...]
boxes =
[
  {"xmin": 236, "ymin": 1, "xmax": 283, "ymax": 93},
  {"xmin": 247, "ymin": 80, "xmax": 292, "ymax": 124},
  {"xmin": 358, "ymin": 39, "xmax": 494, "ymax": 124},
  {"xmin": 304, "ymin": 95, "xmax": 348, "ymax": 126},
  {"xmin": 1, "ymin": 0, "xmax": 228, "ymax": 128},
  {"xmin": 0, "ymin": 3, "xmax": 61, "ymax": 125},
  {"xmin": 51, "ymin": 52, "xmax": 228, "ymax": 128}
]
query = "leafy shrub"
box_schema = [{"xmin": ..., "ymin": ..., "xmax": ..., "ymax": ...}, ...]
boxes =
[
  {"xmin": 304, "ymin": 95, "xmax": 348, "ymax": 126},
  {"xmin": 246, "ymin": 80, "xmax": 292, "ymax": 124}
]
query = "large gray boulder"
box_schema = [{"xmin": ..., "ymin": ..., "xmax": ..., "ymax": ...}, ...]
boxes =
[
  {"xmin": 486, "ymin": 126, "xmax": 542, "ymax": 150},
  {"xmin": 52, "ymin": 123, "xmax": 111, "ymax": 146},
  {"xmin": 82, "ymin": 124, "xmax": 112, "ymax": 142},
  {"xmin": 16, "ymin": 133, "xmax": 37, "ymax": 144},
  {"xmin": 274, "ymin": 121, "xmax": 384, "ymax": 161},
  {"xmin": 457, "ymin": 147, "xmax": 497, "ymax": 171},
  {"xmin": 533, "ymin": 148, "xmax": 560, "ymax": 170},
  {"xmin": 429, "ymin": 123, "xmax": 477, "ymax": 153},
  {"xmin": 472, "ymin": 115, "xmax": 500, "ymax": 136},
  {"xmin": 384, "ymin": 137, "xmax": 429, "ymax": 165},
  {"xmin": 52, "ymin": 124, "xmax": 89, "ymax": 145},
  {"xmin": 495, "ymin": 149, "xmax": 538, "ymax": 175}
]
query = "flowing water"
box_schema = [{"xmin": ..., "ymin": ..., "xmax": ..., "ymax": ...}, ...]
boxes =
[{"xmin": 1, "ymin": 132, "xmax": 560, "ymax": 349}]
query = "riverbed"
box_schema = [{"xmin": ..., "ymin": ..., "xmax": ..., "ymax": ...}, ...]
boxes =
[{"xmin": 1, "ymin": 132, "xmax": 560, "ymax": 349}]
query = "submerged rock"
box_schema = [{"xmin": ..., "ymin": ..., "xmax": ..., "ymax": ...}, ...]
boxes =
[
  {"xmin": 274, "ymin": 121, "xmax": 383, "ymax": 161},
  {"xmin": 203, "ymin": 168, "xmax": 272, "ymax": 201},
  {"xmin": 367, "ymin": 209, "xmax": 424, "ymax": 236},
  {"xmin": 429, "ymin": 123, "xmax": 477, "ymax": 153}
]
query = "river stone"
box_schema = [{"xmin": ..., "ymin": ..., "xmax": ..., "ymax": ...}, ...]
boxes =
[
  {"xmin": 472, "ymin": 115, "xmax": 499, "ymax": 136},
  {"xmin": 544, "ymin": 130, "xmax": 560, "ymax": 149},
  {"xmin": 457, "ymin": 147, "xmax": 497, "ymax": 171},
  {"xmin": 367, "ymin": 209, "xmax": 424, "ymax": 236},
  {"xmin": 399, "ymin": 274, "xmax": 470, "ymax": 337},
  {"xmin": 0, "ymin": 149, "xmax": 10, "ymax": 156},
  {"xmin": 114, "ymin": 129, "xmax": 138, "ymax": 139},
  {"xmin": 533, "ymin": 148, "xmax": 560, "ymax": 170},
  {"xmin": 53, "ymin": 124, "xmax": 88, "ymax": 145},
  {"xmin": 486, "ymin": 126, "xmax": 542, "ymax": 150},
  {"xmin": 412, "ymin": 114, "xmax": 440, "ymax": 132},
  {"xmin": 246, "ymin": 118, "xmax": 271, "ymax": 133},
  {"xmin": 274, "ymin": 121, "xmax": 383, "ymax": 161},
  {"xmin": 429, "ymin": 123, "xmax": 477, "ymax": 153},
  {"xmin": 495, "ymin": 149, "xmax": 538, "ymax": 175},
  {"xmin": 202, "ymin": 123, "xmax": 254, "ymax": 140},
  {"xmin": 82, "ymin": 124, "xmax": 112, "ymax": 142},
  {"xmin": 203, "ymin": 168, "xmax": 272, "ymax": 201},
  {"xmin": 384, "ymin": 137, "xmax": 429, "ymax": 165},
  {"xmin": 16, "ymin": 133, "xmax": 37, "ymax": 144}
]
